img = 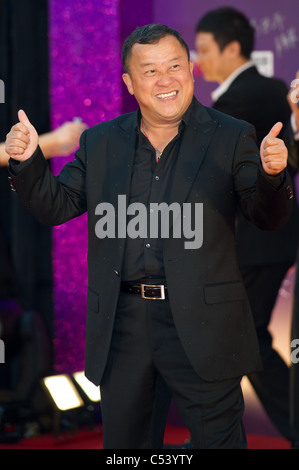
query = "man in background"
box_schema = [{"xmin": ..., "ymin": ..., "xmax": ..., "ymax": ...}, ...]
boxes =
[{"xmin": 195, "ymin": 7, "xmax": 299, "ymax": 445}]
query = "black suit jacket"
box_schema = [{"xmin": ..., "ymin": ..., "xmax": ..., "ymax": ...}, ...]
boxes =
[
  {"xmin": 213, "ymin": 65, "xmax": 299, "ymax": 267},
  {"xmin": 9, "ymin": 98, "xmax": 293, "ymax": 385}
]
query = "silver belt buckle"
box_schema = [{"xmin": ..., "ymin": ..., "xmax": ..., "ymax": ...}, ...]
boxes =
[{"xmin": 141, "ymin": 283, "xmax": 166, "ymax": 300}]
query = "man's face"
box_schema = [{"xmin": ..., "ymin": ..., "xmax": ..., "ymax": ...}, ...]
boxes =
[
  {"xmin": 195, "ymin": 32, "xmax": 230, "ymax": 83},
  {"xmin": 122, "ymin": 35, "xmax": 194, "ymax": 124}
]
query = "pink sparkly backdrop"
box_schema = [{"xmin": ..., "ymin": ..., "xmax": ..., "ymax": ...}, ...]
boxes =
[{"xmin": 49, "ymin": 0, "xmax": 121, "ymax": 373}]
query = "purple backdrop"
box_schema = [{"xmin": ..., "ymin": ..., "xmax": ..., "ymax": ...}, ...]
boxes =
[{"xmin": 49, "ymin": 0, "xmax": 121, "ymax": 373}]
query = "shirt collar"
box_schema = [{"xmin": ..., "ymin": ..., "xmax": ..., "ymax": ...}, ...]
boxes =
[{"xmin": 211, "ymin": 61, "xmax": 255, "ymax": 103}]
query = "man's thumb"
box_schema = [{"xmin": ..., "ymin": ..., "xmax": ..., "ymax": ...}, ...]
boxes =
[
  {"xmin": 18, "ymin": 109, "xmax": 32, "ymax": 127},
  {"xmin": 267, "ymin": 121, "xmax": 283, "ymax": 138}
]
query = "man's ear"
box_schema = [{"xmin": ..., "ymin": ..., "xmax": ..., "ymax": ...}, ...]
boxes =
[
  {"xmin": 189, "ymin": 60, "xmax": 194, "ymax": 81},
  {"xmin": 225, "ymin": 40, "xmax": 242, "ymax": 58},
  {"xmin": 122, "ymin": 73, "xmax": 134, "ymax": 95}
]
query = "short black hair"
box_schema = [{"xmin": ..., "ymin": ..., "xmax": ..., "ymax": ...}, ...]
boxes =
[
  {"xmin": 195, "ymin": 7, "xmax": 255, "ymax": 59},
  {"xmin": 122, "ymin": 23, "xmax": 190, "ymax": 73}
]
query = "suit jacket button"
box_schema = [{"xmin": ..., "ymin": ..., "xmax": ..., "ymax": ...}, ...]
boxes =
[
  {"xmin": 286, "ymin": 185, "xmax": 294, "ymax": 199},
  {"xmin": 114, "ymin": 270, "xmax": 120, "ymax": 276}
]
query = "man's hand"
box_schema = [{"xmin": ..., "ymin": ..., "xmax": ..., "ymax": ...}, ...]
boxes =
[
  {"xmin": 287, "ymin": 70, "xmax": 299, "ymax": 132},
  {"xmin": 260, "ymin": 122, "xmax": 288, "ymax": 176},
  {"xmin": 50, "ymin": 119, "xmax": 87, "ymax": 156},
  {"xmin": 5, "ymin": 110, "xmax": 39, "ymax": 161}
]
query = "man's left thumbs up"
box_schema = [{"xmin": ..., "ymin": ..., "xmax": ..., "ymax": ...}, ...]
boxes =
[
  {"xmin": 260, "ymin": 122, "xmax": 288, "ymax": 175},
  {"xmin": 5, "ymin": 109, "xmax": 39, "ymax": 161}
]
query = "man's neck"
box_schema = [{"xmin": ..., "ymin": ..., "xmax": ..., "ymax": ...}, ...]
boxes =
[
  {"xmin": 141, "ymin": 116, "xmax": 180, "ymax": 136},
  {"xmin": 219, "ymin": 57, "xmax": 250, "ymax": 84},
  {"xmin": 140, "ymin": 116, "xmax": 181, "ymax": 155},
  {"xmin": 211, "ymin": 60, "xmax": 254, "ymax": 103}
]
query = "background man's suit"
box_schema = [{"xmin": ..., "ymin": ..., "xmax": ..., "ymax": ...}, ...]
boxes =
[
  {"xmin": 8, "ymin": 97, "xmax": 293, "ymax": 446},
  {"xmin": 213, "ymin": 64, "xmax": 299, "ymax": 440}
]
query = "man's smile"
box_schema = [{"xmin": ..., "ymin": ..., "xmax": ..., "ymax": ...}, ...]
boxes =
[{"xmin": 155, "ymin": 90, "xmax": 178, "ymax": 100}]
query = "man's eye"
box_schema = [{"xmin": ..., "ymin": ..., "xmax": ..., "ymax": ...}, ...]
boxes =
[
  {"xmin": 170, "ymin": 64, "xmax": 180, "ymax": 70},
  {"xmin": 145, "ymin": 69, "xmax": 155, "ymax": 75}
]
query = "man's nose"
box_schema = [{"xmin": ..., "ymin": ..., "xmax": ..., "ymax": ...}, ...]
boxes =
[{"xmin": 156, "ymin": 72, "xmax": 173, "ymax": 86}]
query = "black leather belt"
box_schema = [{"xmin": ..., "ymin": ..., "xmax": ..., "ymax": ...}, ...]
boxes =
[{"xmin": 120, "ymin": 282, "xmax": 168, "ymax": 300}]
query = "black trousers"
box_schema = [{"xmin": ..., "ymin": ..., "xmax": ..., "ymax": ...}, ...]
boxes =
[
  {"xmin": 241, "ymin": 263, "xmax": 293, "ymax": 441},
  {"xmin": 100, "ymin": 291, "xmax": 247, "ymax": 449}
]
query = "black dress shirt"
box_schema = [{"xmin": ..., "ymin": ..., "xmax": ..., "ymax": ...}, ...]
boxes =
[{"xmin": 121, "ymin": 104, "xmax": 192, "ymax": 282}]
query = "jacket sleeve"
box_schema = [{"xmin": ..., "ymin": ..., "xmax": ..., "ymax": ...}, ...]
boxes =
[
  {"xmin": 232, "ymin": 122, "xmax": 293, "ymax": 231},
  {"xmin": 8, "ymin": 130, "xmax": 88, "ymax": 226}
]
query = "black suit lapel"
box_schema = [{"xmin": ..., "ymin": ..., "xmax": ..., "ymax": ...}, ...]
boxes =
[
  {"xmin": 107, "ymin": 113, "xmax": 137, "ymax": 208},
  {"xmin": 105, "ymin": 113, "xmax": 137, "ymax": 258},
  {"xmin": 168, "ymin": 101, "xmax": 218, "ymax": 206}
]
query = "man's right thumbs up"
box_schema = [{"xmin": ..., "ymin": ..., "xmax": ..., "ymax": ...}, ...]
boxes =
[{"xmin": 5, "ymin": 109, "xmax": 39, "ymax": 161}]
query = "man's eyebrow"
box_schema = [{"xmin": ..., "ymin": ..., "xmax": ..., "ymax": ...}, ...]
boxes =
[
  {"xmin": 139, "ymin": 56, "xmax": 184, "ymax": 68},
  {"xmin": 168, "ymin": 55, "xmax": 183, "ymax": 61},
  {"xmin": 139, "ymin": 61, "xmax": 156, "ymax": 68}
]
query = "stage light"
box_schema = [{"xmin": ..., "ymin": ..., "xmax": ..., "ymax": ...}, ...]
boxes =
[
  {"xmin": 42, "ymin": 374, "xmax": 85, "ymax": 411},
  {"xmin": 72, "ymin": 371, "xmax": 101, "ymax": 402}
]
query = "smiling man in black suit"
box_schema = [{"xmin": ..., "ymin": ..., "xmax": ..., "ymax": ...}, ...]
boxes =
[{"xmin": 5, "ymin": 23, "xmax": 292, "ymax": 449}]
